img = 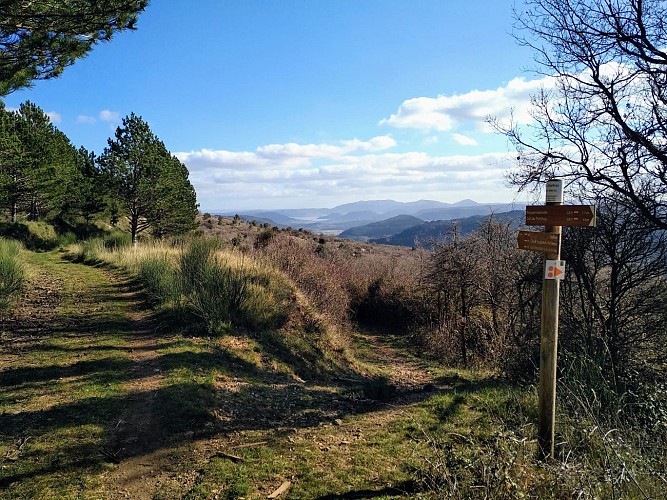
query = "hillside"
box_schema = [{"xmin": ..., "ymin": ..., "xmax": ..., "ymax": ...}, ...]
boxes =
[
  {"xmin": 1, "ymin": 220, "xmax": 664, "ymax": 499},
  {"xmin": 339, "ymin": 214, "xmax": 425, "ymax": 242},
  {"xmin": 413, "ymin": 203, "xmax": 523, "ymax": 221},
  {"xmin": 372, "ymin": 210, "xmax": 525, "ymax": 247},
  {"xmin": 0, "ymin": 240, "xmax": 495, "ymax": 498}
]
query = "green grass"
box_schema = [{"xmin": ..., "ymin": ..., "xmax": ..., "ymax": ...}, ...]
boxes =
[
  {"xmin": 3, "ymin": 245, "xmax": 665, "ymax": 498},
  {"xmin": 0, "ymin": 221, "xmax": 76, "ymax": 251},
  {"xmin": 0, "ymin": 251, "xmax": 136, "ymax": 498},
  {"xmin": 0, "ymin": 237, "xmax": 25, "ymax": 311}
]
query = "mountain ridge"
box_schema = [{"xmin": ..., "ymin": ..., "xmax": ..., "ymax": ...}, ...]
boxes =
[{"xmin": 213, "ymin": 199, "xmax": 526, "ymax": 233}]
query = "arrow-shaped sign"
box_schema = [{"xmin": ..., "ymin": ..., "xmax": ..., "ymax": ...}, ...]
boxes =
[{"xmin": 526, "ymin": 205, "xmax": 596, "ymax": 227}]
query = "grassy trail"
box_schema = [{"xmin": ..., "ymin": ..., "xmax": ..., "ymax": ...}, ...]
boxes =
[
  {"xmin": 1, "ymin": 250, "xmax": 479, "ymax": 499},
  {"xmin": 0, "ymin": 250, "xmax": 160, "ymax": 498}
]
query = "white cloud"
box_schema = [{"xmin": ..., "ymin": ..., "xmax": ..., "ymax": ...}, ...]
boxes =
[
  {"xmin": 341, "ymin": 135, "xmax": 397, "ymax": 152},
  {"xmin": 380, "ymin": 76, "xmax": 556, "ymax": 133},
  {"xmin": 452, "ymin": 133, "xmax": 478, "ymax": 146},
  {"xmin": 177, "ymin": 136, "xmax": 397, "ymax": 172},
  {"xmin": 177, "ymin": 136, "xmax": 517, "ymax": 210},
  {"xmin": 255, "ymin": 135, "xmax": 396, "ymax": 162},
  {"xmin": 46, "ymin": 111, "xmax": 62, "ymax": 124},
  {"xmin": 76, "ymin": 114, "xmax": 97, "ymax": 124},
  {"xmin": 99, "ymin": 109, "xmax": 120, "ymax": 122}
]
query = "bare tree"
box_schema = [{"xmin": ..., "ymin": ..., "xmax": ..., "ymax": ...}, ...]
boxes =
[
  {"xmin": 423, "ymin": 218, "xmax": 531, "ymax": 366},
  {"xmin": 424, "ymin": 225, "xmax": 482, "ymax": 365},
  {"xmin": 500, "ymin": 0, "xmax": 667, "ymax": 230},
  {"xmin": 560, "ymin": 196, "xmax": 667, "ymax": 385}
]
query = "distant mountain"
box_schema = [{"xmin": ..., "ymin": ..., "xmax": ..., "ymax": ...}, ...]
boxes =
[
  {"xmin": 299, "ymin": 219, "xmax": 378, "ymax": 231},
  {"xmin": 330, "ymin": 199, "xmax": 452, "ymax": 218},
  {"xmin": 372, "ymin": 210, "xmax": 524, "ymax": 248},
  {"xmin": 339, "ymin": 215, "xmax": 425, "ymax": 242},
  {"xmin": 317, "ymin": 210, "xmax": 384, "ymax": 223},
  {"xmin": 451, "ymin": 198, "xmax": 482, "ymax": 207},
  {"xmin": 239, "ymin": 211, "xmax": 301, "ymax": 225},
  {"xmin": 330, "ymin": 199, "xmax": 406, "ymax": 214},
  {"xmin": 236, "ymin": 215, "xmax": 281, "ymax": 226},
  {"xmin": 262, "ymin": 208, "xmax": 331, "ymax": 219},
  {"xmin": 213, "ymin": 200, "xmax": 526, "ymax": 233},
  {"xmin": 414, "ymin": 203, "xmax": 523, "ymax": 221}
]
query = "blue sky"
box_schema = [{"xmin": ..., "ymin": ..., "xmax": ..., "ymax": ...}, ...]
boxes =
[{"xmin": 2, "ymin": 0, "xmax": 547, "ymax": 211}]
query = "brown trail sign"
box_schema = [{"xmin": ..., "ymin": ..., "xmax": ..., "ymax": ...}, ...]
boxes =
[
  {"xmin": 525, "ymin": 205, "xmax": 596, "ymax": 227},
  {"xmin": 517, "ymin": 230, "xmax": 560, "ymax": 254}
]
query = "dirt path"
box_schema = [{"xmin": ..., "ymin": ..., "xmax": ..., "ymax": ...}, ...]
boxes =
[
  {"xmin": 360, "ymin": 332, "xmax": 435, "ymax": 389},
  {"xmin": 0, "ymin": 251, "xmax": 170, "ymax": 498},
  {"xmin": 94, "ymin": 329, "xmax": 445, "ymax": 499},
  {"xmin": 2, "ymin": 251, "xmax": 446, "ymax": 498},
  {"xmin": 98, "ymin": 315, "xmax": 168, "ymax": 499}
]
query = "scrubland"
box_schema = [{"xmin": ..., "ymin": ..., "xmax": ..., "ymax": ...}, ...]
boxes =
[{"xmin": 0, "ymin": 216, "xmax": 665, "ymax": 498}]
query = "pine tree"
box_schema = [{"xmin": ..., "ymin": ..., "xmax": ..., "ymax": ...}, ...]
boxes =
[
  {"xmin": 11, "ymin": 101, "xmax": 80, "ymax": 222},
  {"xmin": 99, "ymin": 113, "xmax": 197, "ymax": 245},
  {"xmin": 149, "ymin": 154, "xmax": 198, "ymax": 239},
  {"xmin": 72, "ymin": 147, "xmax": 107, "ymax": 226},
  {"xmin": 1, "ymin": 1, "xmax": 148, "ymax": 95},
  {"xmin": 0, "ymin": 104, "xmax": 23, "ymax": 222}
]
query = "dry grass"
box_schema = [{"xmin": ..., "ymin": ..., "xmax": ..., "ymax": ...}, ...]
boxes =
[{"xmin": 0, "ymin": 237, "xmax": 25, "ymax": 311}]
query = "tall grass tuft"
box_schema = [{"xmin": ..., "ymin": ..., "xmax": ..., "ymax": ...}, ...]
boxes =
[
  {"xmin": 178, "ymin": 239, "xmax": 292, "ymax": 333},
  {"xmin": 137, "ymin": 256, "xmax": 180, "ymax": 305},
  {"xmin": 102, "ymin": 232, "xmax": 132, "ymax": 251},
  {"xmin": 410, "ymin": 379, "xmax": 667, "ymax": 498},
  {"xmin": 67, "ymin": 236, "xmax": 295, "ymax": 335},
  {"xmin": 180, "ymin": 241, "xmax": 247, "ymax": 333},
  {"xmin": 0, "ymin": 238, "xmax": 26, "ymax": 311},
  {"xmin": 69, "ymin": 238, "xmax": 105, "ymax": 264}
]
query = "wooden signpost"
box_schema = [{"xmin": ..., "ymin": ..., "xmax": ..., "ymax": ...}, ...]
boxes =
[{"xmin": 518, "ymin": 180, "xmax": 596, "ymax": 460}]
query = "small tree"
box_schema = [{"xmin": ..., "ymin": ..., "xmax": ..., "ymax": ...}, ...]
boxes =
[
  {"xmin": 99, "ymin": 113, "xmax": 197, "ymax": 245},
  {"xmin": 425, "ymin": 225, "xmax": 482, "ymax": 365},
  {"xmin": 109, "ymin": 200, "xmax": 120, "ymax": 227}
]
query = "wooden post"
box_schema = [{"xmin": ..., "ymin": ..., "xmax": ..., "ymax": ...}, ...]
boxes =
[{"xmin": 538, "ymin": 179, "xmax": 563, "ymax": 460}]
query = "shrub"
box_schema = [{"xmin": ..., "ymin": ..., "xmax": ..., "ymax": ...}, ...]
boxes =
[
  {"xmin": 137, "ymin": 256, "xmax": 180, "ymax": 305},
  {"xmin": 261, "ymin": 233, "xmax": 350, "ymax": 322},
  {"xmin": 69, "ymin": 238, "xmax": 105, "ymax": 264},
  {"xmin": 102, "ymin": 232, "xmax": 131, "ymax": 251},
  {"xmin": 0, "ymin": 238, "xmax": 25, "ymax": 311},
  {"xmin": 179, "ymin": 240, "xmax": 289, "ymax": 334},
  {"xmin": 57, "ymin": 232, "xmax": 78, "ymax": 247}
]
